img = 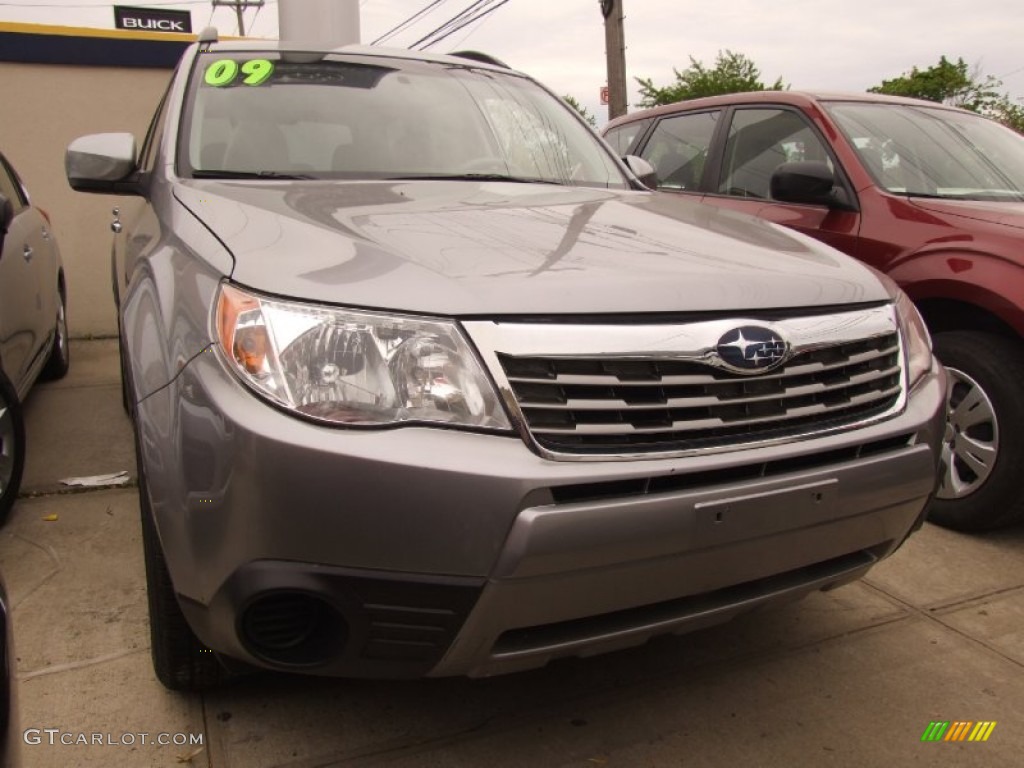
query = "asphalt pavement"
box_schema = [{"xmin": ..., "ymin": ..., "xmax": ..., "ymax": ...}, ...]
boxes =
[{"xmin": 1, "ymin": 339, "xmax": 1022, "ymax": 767}]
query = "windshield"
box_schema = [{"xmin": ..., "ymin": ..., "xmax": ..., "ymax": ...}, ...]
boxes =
[
  {"xmin": 826, "ymin": 102, "xmax": 1024, "ymax": 201},
  {"xmin": 181, "ymin": 51, "xmax": 626, "ymax": 188}
]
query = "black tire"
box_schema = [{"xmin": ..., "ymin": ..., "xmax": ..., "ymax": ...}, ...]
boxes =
[
  {"xmin": 40, "ymin": 282, "xmax": 70, "ymax": 381},
  {"xmin": 137, "ymin": 448, "xmax": 226, "ymax": 690},
  {"xmin": 928, "ymin": 331, "xmax": 1024, "ymax": 531},
  {"xmin": 118, "ymin": 319, "xmax": 133, "ymax": 417},
  {"xmin": 0, "ymin": 373, "xmax": 25, "ymax": 526}
]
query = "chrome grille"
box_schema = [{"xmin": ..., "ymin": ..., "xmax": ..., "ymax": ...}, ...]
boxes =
[
  {"xmin": 499, "ymin": 333, "xmax": 900, "ymax": 453},
  {"xmin": 463, "ymin": 306, "xmax": 906, "ymax": 459}
]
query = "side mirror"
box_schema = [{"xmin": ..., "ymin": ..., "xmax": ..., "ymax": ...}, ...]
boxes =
[
  {"xmin": 770, "ymin": 161, "xmax": 841, "ymax": 207},
  {"xmin": 0, "ymin": 192, "xmax": 12, "ymax": 235},
  {"xmin": 622, "ymin": 155, "xmax": 658, "ymax": 190},
  {"xmin": 66, "ymin": 133, "xmax": 141, "ymax": 195}
]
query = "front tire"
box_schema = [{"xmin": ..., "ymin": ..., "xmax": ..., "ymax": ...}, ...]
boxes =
[
  {"xmin": 928, "ymin": 331, "xmax": 1024, "ymax": 531},
  {"xmin": 41, "ymin": 283, "xmax": 70, "ymax": 381},
  {"xmin": 118, "ymin": 319, "xmax": 133, "ymax": 417},
  {"xmin": 0, "ymin": 373, "xmax": 25, "ymax": 526},
  {"xmin": 137, "ymin": 448, "xmax": 226, "ymax": 690}
]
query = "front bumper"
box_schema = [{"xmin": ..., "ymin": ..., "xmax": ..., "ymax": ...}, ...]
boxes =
[{"xmin": 138, "ymin": 349, "xmax": 946, "ymax": 679}]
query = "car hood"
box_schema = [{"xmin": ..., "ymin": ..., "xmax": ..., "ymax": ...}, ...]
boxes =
[
  {"xmin": 174, "ymin": 180, "xmax": 887, "ymax": 316},
  {"xmin": 909, "ymin": 197, "xmax": 1024, "ymax": 231}
]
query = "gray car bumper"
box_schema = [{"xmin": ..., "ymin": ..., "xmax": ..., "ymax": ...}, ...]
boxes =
[{"xmin": 142, "ymin": 350, "xmax": 946, "ymax": 679}]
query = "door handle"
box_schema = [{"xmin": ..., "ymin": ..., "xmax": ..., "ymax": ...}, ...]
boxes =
[
  {"xmin": 111, "ymin": 206, "xmax": 123, "ymax": 234},
  {"xmin": 23, "ymin": 245, "xmax": 33, "ymax": 261}
]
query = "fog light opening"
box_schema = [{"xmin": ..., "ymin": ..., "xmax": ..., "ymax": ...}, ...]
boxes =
[{"xmin": 241, "ymin": 592, "xmax": 347, "ymax": 667}]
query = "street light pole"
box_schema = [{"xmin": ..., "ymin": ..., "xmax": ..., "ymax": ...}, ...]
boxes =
[{"xmin": 601, "ymin": 0, "xmax": 627, "ymax": 120}]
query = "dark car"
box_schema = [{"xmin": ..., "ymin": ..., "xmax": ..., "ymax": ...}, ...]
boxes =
[
  {"xmin": 604, "ymin": 91, "xmax": 1024, "ymax": 531},
  {"xmin": 0, "ymin": 575, "xmax": 16, "ymax": 767},
  {"xmin": 0, "ymin": 151, "xmax": 70, "ymax": 523},
  {"xmin": 66, "ymin": 36, "xmax": 943, "ymax": 691}
]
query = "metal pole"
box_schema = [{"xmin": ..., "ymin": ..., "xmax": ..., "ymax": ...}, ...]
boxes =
[
  {"xmin": 211, "ymin": 0, "xmax": 264, "ymax": 37},
  {"xmin": 602, "ymin": 0, "xmax": 628, "ymax": 120}
]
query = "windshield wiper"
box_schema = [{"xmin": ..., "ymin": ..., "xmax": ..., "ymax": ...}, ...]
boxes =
[
  {"xmin": 386, "ymin": 173, "xmax": 565, "ymax": 185},
  {"xmin": 191, "ymin": 169, "xmax": 316, "ymax": 180}
]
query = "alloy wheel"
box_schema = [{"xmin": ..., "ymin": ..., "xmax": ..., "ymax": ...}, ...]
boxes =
[
  {"xmin": 54, "ymin": 296, "xmax": 69, "ymax": 366},
  {"xmin": 937, "ymin": 366, "xmax": 999, "ymax": 500}
]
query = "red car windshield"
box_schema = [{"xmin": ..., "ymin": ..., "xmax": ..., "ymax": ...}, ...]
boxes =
[{"xmin": 826, "ymin": 102, "xmax": 1024, "ymax": 202}]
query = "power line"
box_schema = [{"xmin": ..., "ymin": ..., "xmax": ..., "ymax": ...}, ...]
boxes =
[
  {"xmin": 418, "ymin": 0, "xmax": 509, "ymax": 50},
  {"xmin": 211, "ymin": 0, "xmax": 264, "ymax": 37},
  {"xmin": 446, "ymin": 4, "xmax": 498, "ymax": 50},
  {"xmin": 408, "ymin": 0, "xmax": 493, "ymax": 48},
  {"xmin": 371, "ymin": 0, "xmax": 448, "ymax": 46},
  {"xmin": 249, "ymin": 1, "xmax": 264, "ymax": 33},
  {"xmin": 411, "ymin": 0, "xmax": 510, "ymax": 51}
]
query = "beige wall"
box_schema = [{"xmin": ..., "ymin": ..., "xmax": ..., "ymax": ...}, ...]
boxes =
[{"xmin": 0, "ymin": 62, "xmax": 171, "ymax": 337}]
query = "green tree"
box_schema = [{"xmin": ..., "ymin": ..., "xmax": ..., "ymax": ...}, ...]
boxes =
[
  {"xmin": 563, "ymin": 95, "xmax": 597, "ymax": 128},
  {"xmin": 635, "ymin": 50, "xmax": 786, "ymax": 108},
  {"xmin": 991, "ymin": 100, "xmax": 1024, "ymax": 134},
  {"xmin": 868, "ymin": 56, "xmax": 1001, "ymax": 110},
  {"xmin": 869, "ymin": 56, "xmax": 1024, "ymax": 133}
]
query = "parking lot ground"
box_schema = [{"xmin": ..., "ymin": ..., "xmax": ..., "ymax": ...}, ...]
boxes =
[{"xmin": 1, "ymin": 339, "xmax": 1022, "ymax": 767}]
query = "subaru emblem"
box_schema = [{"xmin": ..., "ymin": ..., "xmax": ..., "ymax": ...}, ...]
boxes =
[{"xmin": 716, "ymin": 326, "xmax": 789, "ymax": 374}]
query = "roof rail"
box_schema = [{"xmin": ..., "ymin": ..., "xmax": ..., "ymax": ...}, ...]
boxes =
[
  {"xmin": 198, "ymin": 26, "xmax": 219, "ymax": 49},
  {"xmin": 449, "ymin": 50, "xmax": 509, "ymax": 69}
]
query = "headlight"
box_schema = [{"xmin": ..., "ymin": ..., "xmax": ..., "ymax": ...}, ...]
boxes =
[
  {"xmin": 870, "ymin": 270, "xmax": 932, "ymax": 388},
  {"xmin": 215, "ymin": 283, "xmax": 512, "ymax": 430},
  {"xmin": 879, "ymin": 279, "xmax": 932, "ymax": 389},
  {"xmin": 894, "ymin": 289, "xmax": 933, "ymax": 388}
]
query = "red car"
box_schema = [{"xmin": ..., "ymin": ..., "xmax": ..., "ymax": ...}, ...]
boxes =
[{"xmin": 603, "ymin": 91, "xmax": 1024, "ymax": 531}]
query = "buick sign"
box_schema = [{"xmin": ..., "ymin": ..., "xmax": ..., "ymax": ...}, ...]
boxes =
[
  {"xmin": 114, "ymin": 5, "xmax": 192, "ymax": 33},
  {"xmin": 716, "ymin": 326, "xmax": 790, "ymax": 374}
]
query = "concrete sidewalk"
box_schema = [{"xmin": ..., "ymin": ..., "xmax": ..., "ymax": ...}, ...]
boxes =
[{"xmin": 1, "ymin": 339, "xmax": 1022, "ymax": 767}]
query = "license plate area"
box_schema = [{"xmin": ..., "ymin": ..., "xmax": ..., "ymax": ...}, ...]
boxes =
[{"xmin": 693, "ymin": 479, "xmax": 840, "ymax": 547}]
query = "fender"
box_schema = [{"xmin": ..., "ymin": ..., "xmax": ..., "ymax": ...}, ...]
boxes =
[
  {"xmin": 884, "ymin": 249, "xmax": 1024, "ymax": 337},
  {"xmin": 122, "ymin": 221, "xmax": 229, "ymax": 604}
]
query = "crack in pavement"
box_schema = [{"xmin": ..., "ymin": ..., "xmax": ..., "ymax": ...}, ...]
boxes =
[
  {"xmin": 7, "ymin": 531, "xmax": 62, "ymax": 611},
  {"xmin": 19, "ymin": 648, "xmax": 148, "ymax": 681},
  {"xmin": 862, "ymin": 580, "xmax": 1024, "ymax": 669}
]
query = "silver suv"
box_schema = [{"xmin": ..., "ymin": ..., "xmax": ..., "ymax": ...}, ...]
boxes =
[{"xmin": 66, "ymin": 35, "xmax": 945, "ymax": 690}]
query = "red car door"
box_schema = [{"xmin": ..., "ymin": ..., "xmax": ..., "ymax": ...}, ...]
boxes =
[{"xmin": 701, "ymin": 106, "xmax": 862, "ymax": 257}]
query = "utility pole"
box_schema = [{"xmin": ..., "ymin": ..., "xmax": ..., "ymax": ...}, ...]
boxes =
[
  {"xmin": 211, "ymin": 0, "xmax": 264, "ymax": 37},
  {"xmin": 601, "ymin": 0, "xmax": 627, "ymax": 120}
]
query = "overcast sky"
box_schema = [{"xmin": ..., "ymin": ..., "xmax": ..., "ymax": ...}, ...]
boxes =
[{"xmin": 3, "ymin": 0, "xmax": 1022, "ymax": 124}]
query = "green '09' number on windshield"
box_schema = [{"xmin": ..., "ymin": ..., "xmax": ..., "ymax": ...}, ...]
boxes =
[{"xmin": 204, "ymin": 58, "xmax": 274, "ymax": 87}]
